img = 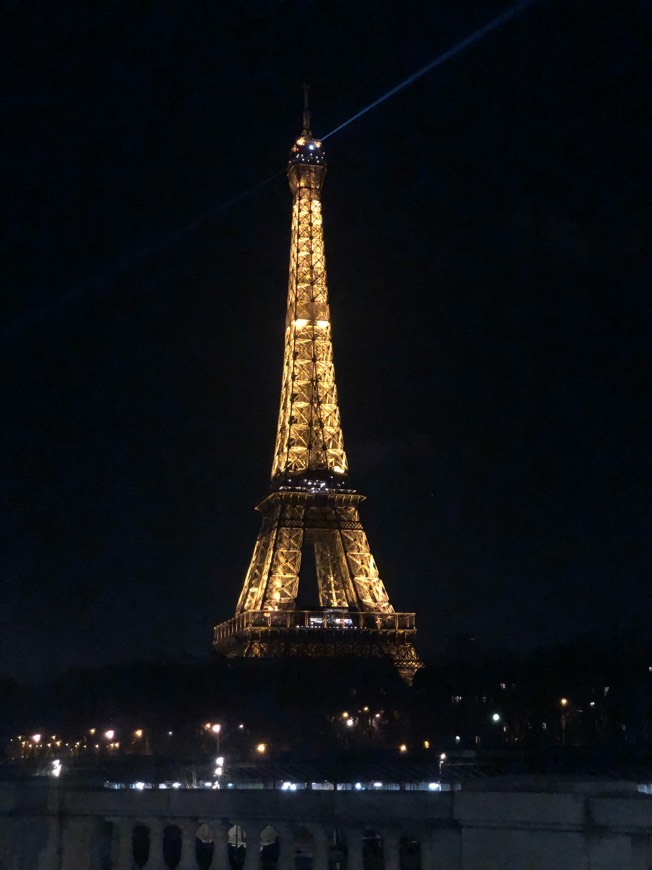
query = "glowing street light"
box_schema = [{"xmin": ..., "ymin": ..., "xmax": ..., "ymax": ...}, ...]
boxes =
[
  {"xmin": 560, "ymin": 698, "xmax": 570, "ymax": 745},
  {"xmin": 134, "ymin": 729, "xmax": 143, "ymax": 738},
  {"xmin": 491, "ymin": 713, "xmax": 501, "ymax": 723},
  {"xmin": 211, "ymin": 723, "xmax": 222, "ymax": 735},
  {"xmin": 399, "ymin": 744, "xmax": 408, "ymax": 753},
  {"xmin": 104, "ymin": 730, "xmax": 115, "ymax": 741},
  {"xmin": 31, "ymin": 734, "xmax": 42, "ymax": 744},
  {"xmin": 256, "ymin": 743, "xmax": 267, "ymax": 754}
]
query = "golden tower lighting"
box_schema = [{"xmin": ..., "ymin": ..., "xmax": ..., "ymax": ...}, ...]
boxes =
[{"xmin": 213, "ymin": 98, "xmax": 422, "ymax": 682}]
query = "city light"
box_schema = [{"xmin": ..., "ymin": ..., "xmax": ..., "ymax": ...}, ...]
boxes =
[
  {"xmin": 423, "ymin": 740, "xmax": 430, "ymax": 749},
  {"xmin": 104, "ymin": 730, "xmax": 115, "ymax": 740},
  {"xmin": 560, "ymin": 698, "xmax": 569, "ymax": 707},
  {"xmin": 31, "ymin": 734, "xmax": 41, "ymax": 744},
  {"xmin": 491, "ymin": 713, "xmax": 501, "ymax": 722},
  {"xmin": 134, "ymin": 729, "xmax": 143, "ymax": 738},
  {"xmin": 51, "ymin": 760, "xmax": 62, "ymax": 778},
  {"xmin": 256, "ymin": 743, "xmax": 267, "ymax": 754},
  {"xmin": 399, "ymin": 744, "xmax": 408, "ymax": 753},
  {"xmin": 346, "ymin": 718, "xmax": 354, "ymax": 728},
  {"xmin": 211, "ymin": 723, "xmax": 222, "ymax": 734}
]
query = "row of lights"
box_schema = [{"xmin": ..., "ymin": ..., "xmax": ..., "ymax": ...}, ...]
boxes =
[
  {"xmin": 16, "ymin": 721, "xmax": 252, "ymax": 749},
  {"xmin": 20, "ymin": 728, "xmax": 144, "ymax": 746}
]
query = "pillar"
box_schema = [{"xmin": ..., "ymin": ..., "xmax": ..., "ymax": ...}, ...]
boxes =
[
  {"xmin": 275, "ymin": 823, "xmax": 295, "ymax": 870},
  {"xmin": 210, "ymin": 821, "xmax": 231, "ymax": 870},
  {"xmin": 178, "ymin": 819, "xmax": 197, "ymax": 870},
  {"xmin": 309, "ymin": 824, "xmax": 330, "ymax": 870},
  {"xmin": 110, "ymin": 818, "xmax": 134, "ymax": 869},
  {"xmin": 60, "ymin": 818, "xmax": 97, "ymax": 869},
  {"xmin": 243, "ymin": 823, "xmax": 262, "ymax": 870},
  {"xmin": 146, "ymin": 819, "xmax": 166, "ymax": 869},
  {"xmin": 37, "ymin": 815, "xmax": 62, "ymax": 870},
  {"xmin": 419, "ymin": 831, "xmax": 434, "ymax": 870},
  {"xmin": 383, "ymin": 830, "xmax": 401, "ymax": 870},
  {"xmin": 345, "ymin": 829, "xmax": 363, "ymax": 870}
]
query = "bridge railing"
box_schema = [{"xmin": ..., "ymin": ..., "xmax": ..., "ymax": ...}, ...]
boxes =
[{"xmin": 214, "ymin": 609, "xmax": 416, "ymax": 642}]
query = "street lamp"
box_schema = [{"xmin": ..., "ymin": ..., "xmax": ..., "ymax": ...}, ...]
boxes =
[
  {"xmin": 560, "ymin": 698, "xmax": 570, "ymax": 745},
  {"xmin": 209, "ymin": 723, "xmax": 222, "ymax": 754}
]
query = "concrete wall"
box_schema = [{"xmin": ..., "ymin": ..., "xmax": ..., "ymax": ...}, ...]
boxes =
[{"xmin": 0, "ymin": 780, "xmax": 650, "ymax": 869}]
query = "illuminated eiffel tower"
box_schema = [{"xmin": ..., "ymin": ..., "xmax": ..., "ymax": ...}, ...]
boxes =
[{"xmin": 213, "ymin": 98, "xmax": 422, "ymax": 683}]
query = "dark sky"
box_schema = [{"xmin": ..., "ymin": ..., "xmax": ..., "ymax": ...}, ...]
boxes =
[{"xmin": 3, "ymin": 1, "xmax": 650, "ymax": 682}]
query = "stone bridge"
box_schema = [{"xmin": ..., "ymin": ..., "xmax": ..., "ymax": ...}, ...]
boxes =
[{"xmin": 1, "ymin": 779, "xmax": 651, "ymax": 869}]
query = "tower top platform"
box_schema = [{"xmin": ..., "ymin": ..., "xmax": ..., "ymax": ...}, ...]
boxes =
[{"xmin": 288, "ymin": 131, "xmax": 326, "ymax": 169}]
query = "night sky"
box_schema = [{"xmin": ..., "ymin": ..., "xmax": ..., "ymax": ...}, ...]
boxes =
[{"xmin": 3, "ymin": 1, "xmax": 650, "ymax": 682}]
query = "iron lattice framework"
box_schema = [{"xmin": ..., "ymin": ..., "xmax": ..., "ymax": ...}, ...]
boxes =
[{"xmin": 214, "ymin": 107, "xmax": 422, "ymax": 682}]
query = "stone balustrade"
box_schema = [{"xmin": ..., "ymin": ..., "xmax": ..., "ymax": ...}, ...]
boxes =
[{"xmin": 0, "ymin": 780, "xmax": 651, "ymax": 869}]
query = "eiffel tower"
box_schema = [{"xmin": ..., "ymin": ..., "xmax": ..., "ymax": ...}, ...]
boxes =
[{"xmin": 213, "ymin": 97, "xmax": 422, "ymax": 683}]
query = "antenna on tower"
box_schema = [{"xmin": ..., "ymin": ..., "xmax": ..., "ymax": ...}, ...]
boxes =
[{"xmin": 302, "ymin": 82, "xmax": 311, "ymax": 135}]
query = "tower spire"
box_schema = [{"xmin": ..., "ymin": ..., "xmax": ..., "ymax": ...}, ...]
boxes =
[{"xmin": 302, "ymin": 81, "xmax": 311, "ymax": 136}]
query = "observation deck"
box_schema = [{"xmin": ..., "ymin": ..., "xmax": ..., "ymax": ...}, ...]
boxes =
[{"xmin": 214, "ymin": 609, "xmax": 416, "ymax": 644}]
